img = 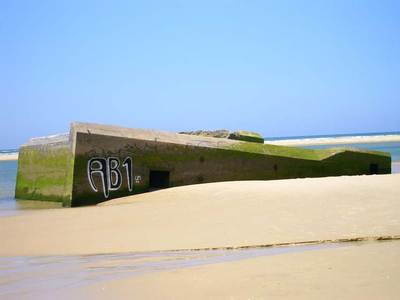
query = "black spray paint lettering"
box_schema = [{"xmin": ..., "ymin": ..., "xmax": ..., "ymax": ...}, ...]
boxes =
[{"xmin": 87, "ymin": 157, "xmax": 133, "ymax": 198}]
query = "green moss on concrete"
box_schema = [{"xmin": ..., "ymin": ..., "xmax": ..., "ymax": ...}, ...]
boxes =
[
  {"xmin": 225, "ymin": 142, "xmax": 391, "ymax": 162},
  {"xmin": 62, "ymin": 153, "xmax": 75, "ymax": 207},
  {"xmin": 225, "ymin": 142, "xmax": 337, "ymax": 160},
  {"xmin": 228, "ymin": 130, "xmax": 264, "ymax": 143},
  {"xmin": 15, "ymin": 146, "xmax": 71, "ymax": 203}
]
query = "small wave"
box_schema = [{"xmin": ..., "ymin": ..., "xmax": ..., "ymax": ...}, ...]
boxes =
[{"xmin": 0, "ymin": 149, "xmax": 18, "ymax": 154}]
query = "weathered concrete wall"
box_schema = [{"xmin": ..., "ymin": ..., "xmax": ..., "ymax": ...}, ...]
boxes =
[
  {"xmin": 15, "ymin": 122, "xmax": 392, "ymax": 207},
  {"xmin": 70, "ymin": 124, "xmax": 391, "ymax": 206}
]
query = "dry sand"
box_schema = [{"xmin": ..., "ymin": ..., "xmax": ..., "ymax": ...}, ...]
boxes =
[
  {"xmin": 266, "ymin": 134, "xmax": 400, "ymax": 146},
  {"xmin": 0, "ymin": 174, "xmax": 399, "ymax": 256}
]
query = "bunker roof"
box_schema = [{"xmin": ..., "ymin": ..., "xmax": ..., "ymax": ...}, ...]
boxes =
[{"xmin": 22, "ymin": 122, "xmax": 390, "ymax": 162}]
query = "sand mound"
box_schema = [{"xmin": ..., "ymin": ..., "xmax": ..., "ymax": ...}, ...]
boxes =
[{"xmin": 0, "ymin": 174, "xmax": 399, "ymax": 256}]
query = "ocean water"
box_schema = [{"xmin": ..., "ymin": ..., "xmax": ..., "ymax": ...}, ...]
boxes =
[
  {"xmin": 0, "ymin": 160, "xmax": 62, "ymax": 216},
  {"xmin": 304, "ymin": 141, "xmax": 400, "ymax": 162},
  {"xmin": 0, "ymin": 161, "xmax": 18, "ymax": 215},
  {"xmin": 0, "ymin": 136, "xmax": 399, "ymax": 215}
]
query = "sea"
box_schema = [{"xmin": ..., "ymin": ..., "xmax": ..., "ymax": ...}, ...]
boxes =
[{"xmin": 0, "ymin": 132, "xmax": 399, "ymax": 216}]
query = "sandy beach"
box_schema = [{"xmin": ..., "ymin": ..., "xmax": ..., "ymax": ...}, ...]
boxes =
[
  {"xmin": 266, "ymin": 134, "xmax": 400, "ymax": 146},
  {"xmin": 1, "ymin": 174, "xmax": 399, "ymax": 298}
]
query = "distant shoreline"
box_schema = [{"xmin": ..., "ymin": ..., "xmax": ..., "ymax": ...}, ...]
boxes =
[
  {"xmin": 266, "ymin": 134, "xmax": 400, "ymax": 146},
  {"xmin": 0, "ymin": 153, "xmax": 18, "ymax": 161}
]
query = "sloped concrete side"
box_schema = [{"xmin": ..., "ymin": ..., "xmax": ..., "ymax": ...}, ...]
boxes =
[{"xmin": 323, "ymin": 150, "xmax": 391, "ymax": 175}]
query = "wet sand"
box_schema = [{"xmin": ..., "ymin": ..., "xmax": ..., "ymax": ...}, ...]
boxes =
[
  {"xmin": 64, "ymin": 240, "xmax": 400, "ymax": 300},
  {"xmin": 0, "ymin": 174, "xmax": 399, "ymax": 256},
  {"xmin": 3, "ymin": 241, "xmax": 399, "ymax": 299},
  {"xmin": 0, "ymin": 243, "xmax": 340, "ymax": 299}
]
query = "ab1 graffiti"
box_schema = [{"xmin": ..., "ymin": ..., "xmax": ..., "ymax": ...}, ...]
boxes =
[{"xmin": 87, "ymin": 157, "xmax": 133, "ymax": 198}]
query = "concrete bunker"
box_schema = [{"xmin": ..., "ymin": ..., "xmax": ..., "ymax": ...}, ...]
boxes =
[{"xmin": 15, "ymin": 122, "xmax": 391, "ymax": 207}]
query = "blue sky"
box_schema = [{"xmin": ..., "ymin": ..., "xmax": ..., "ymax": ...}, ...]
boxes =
[{"xmin": 1, "ymin": 0, "xmax": 399, "ymax": 148}]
